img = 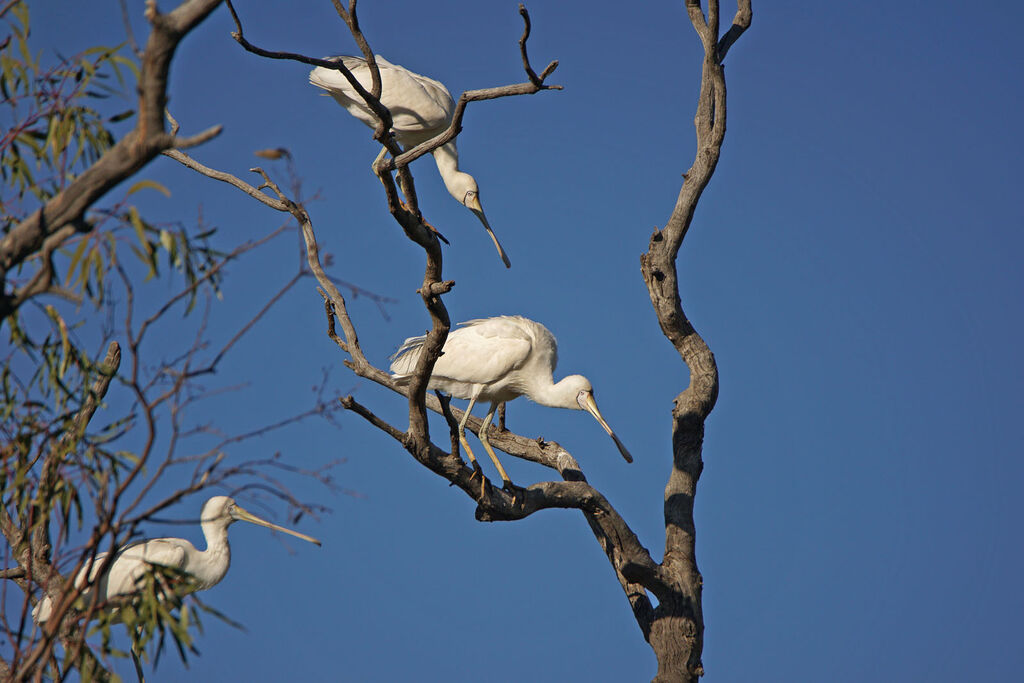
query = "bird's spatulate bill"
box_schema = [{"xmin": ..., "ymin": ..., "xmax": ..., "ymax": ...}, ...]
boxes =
[
  {"xmin": 231, "ymin": 505, "xmax": 322, "ymax": 546},
  {"xmin": 581, "ymin": 392, "xmax": 634, "ymax": 463},
  {"xmin": 468, "ymin": 203, "xmax": 512, "ymax": 269}
]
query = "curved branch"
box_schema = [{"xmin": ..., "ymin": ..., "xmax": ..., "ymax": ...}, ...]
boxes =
[
  {"xmin": 717, "ymin": 0, "xmax": 751, "ymax": 62},
  {"xmin": 518, "ymin": 3, "xmax": 559, "ymax": 86},
  {"xmin": 224, "ymin": 0, "xmax": 395, "ymax": 148},
  {"xmin": 638, "ymin": 2, "xmax": 751, "ymax": 680},
  {"xmin": 340, "ymin": 395, "xmax": 666, "ymax": 607}
]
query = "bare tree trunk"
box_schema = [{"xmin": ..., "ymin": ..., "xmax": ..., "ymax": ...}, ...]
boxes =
[{"xmin": 639, "ymin": 2, "xmax": 751, "ymax": 679}]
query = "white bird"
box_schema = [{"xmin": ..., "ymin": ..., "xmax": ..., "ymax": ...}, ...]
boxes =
[
  {"xmin": 33, "ymin": 496, "xmax": 320, "ymax": 623},
  {"xmin": 390, "ymin": 316, "xmax": 632, "ymax": 492},
  {"xmin": 309, "ymin": 55, "xmax": 511, "ymax": 268}
]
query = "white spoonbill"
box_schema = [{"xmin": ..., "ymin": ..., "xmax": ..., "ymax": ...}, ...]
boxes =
[
  {"xmin": 33, "ymin": 496, "xmax": 320, "ymax": 623},
  {"xmin": 309, "ymin": 55, "xmax": 511, "ymax": 268},
  {"xmin": 390, "ymin": 316, "xmax": 633, "ymax": 492}
]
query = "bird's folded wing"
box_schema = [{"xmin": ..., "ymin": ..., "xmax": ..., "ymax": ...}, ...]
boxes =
[
  {"xmin": 311, "ymin": 55, "xmax": 452, "ymax": 134},
  {"xmin": 107, "ymin": 540, "xmax": 188, "ymax": 596},
  {"xmin": 431, "ymin": 329, "xmax": 531, "ymax": 385}
]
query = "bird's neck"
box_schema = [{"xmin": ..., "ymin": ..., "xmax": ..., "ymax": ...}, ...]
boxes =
[
  {"xmin": 195, "ymin": 522, "xmax": 231, "ymax": 589},
  {"xmin": 431, "ymin": 142, "xmax": 464, "ymax": 202},
  {"xmin": 529, "ymin": 376, "xmax": 577, "ymax": 409}
]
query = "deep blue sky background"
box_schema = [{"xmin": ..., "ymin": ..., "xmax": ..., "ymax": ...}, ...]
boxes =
[{"xmin": 15, "ymin": 1, "xmax": 1024, "ymax": 680}]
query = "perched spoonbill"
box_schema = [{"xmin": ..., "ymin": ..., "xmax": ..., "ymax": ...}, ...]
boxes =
[
  {"xmin": 309, "ymin": 55, "xmax": 512, "ymax": 268},
  {"xmin": 390, "ymin": 316, "xmax": 632, "ymax": 493},
  {"xmin": 33, "ymin": 496, "xmax": 320, "ymax": 623}
]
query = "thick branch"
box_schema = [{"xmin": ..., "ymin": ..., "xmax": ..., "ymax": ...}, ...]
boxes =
[
  {"xmin": 340, "ymin": 396, "xmax": 666, "ymax": 605},
  {"xmin": 0, "ymin": 0, "xmax": 224, "ymax": 320},
  {"xmin": 717, "ymin": 0, "xmax": 751, "ymax": 62},
  {"xmin": 638, "ymin": 2, "xmax": 751, "ymax": 680}
]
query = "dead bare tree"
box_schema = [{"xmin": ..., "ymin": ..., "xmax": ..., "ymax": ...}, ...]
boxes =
[{"xmin": 159, "ymin": 1, "xmax": 751, "ymax": 680}]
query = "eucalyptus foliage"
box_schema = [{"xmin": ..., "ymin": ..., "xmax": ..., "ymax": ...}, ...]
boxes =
[{"xmin": 1, "ymin": 3, "xmax": 335, "ymax": 678}]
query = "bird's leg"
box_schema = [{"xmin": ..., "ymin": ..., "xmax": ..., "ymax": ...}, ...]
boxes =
[
  {"xmin": 458, "ymin": 395, "xmax": 486, "ymax": 497},
  {"xmin": 479, "ymin": 402, "xmax": 518, "ymax": 504}
]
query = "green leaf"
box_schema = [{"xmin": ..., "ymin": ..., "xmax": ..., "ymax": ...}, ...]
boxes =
[
  {"xmin": 108, "ymin": 109, "xmax": 134, "ymax": 123},
  {"xmin": 127, "ymin": 207, "xmax": 152, "ymax": 256},
  {"xmin": 159, "ymin": 228, "xmax": 174, "ymax": 253},
  {"xmin": 126, "ymin": 179, "xmax": 171, "ymax": 198},
  {"xmin": 64, "ymin": 235, "xmax": 90, "ymax": 286}
]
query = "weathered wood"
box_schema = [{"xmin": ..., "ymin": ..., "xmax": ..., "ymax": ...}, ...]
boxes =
[{"xmin": 637, "ymin": 2, "xmax": 751, "ymax": 680}]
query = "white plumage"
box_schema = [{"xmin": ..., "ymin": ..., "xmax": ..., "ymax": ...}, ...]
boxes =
[
  {"xmin": 309, "ymin": 55, "xmax": 511, "ymax": 268},
  {"xmin": 390, "ymin": 316, "xmax": 632, "ymax": 490},
  {"xmin": 34, "ymin": 496, "xmax": 320, "ymax": 623}
]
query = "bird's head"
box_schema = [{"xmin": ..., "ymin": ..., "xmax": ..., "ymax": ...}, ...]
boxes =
[
  {"xmin": 564, "ymin": 375, "xmax": 634, "ymax": 464},
  {"xmin": 200, "ymin": 496, "xmax": 321, "ymax": 546},
  {"xmin": 559, "ymin": 375, "xmax": 594, "ymax": 409},
  {"xmin": 201, "ymin": 496, "xmax": 235, "ymax": 523},
  {"xmin": 454, "ymin": 175, "xmax": 481, "ymax": 211},
  {"xmin": 458, "ymin": 182, "xmax": 511, "ymax": 268}
]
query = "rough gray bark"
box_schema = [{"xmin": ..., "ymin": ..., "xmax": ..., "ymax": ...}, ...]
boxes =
[{"xmin": 638, "ymin": 2, "xmax": 751, "ymax": 679}]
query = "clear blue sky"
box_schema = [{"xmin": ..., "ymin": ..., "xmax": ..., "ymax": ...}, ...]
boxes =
[{"xmin": 18, "ymin": 1, "xmax": 1024, "ymax": 680}]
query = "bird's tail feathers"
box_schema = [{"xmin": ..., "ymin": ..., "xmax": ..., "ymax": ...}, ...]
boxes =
[
  {"xmin": 391, "ymin": 374, "xmax": 415, "ymax": 387},
  {"xmin": 389, "ymin": 334, "xmax": 426, "ymax": 376},
  {"xmin": 308, "ymin": 56, "xmax": 367, "ymax": 92}
]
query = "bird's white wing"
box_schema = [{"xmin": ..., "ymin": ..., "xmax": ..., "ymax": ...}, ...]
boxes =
[
  {"xmin": 389, "ymin": 332, "xmax": 429, "ymax": 377},
  {"xmin": 369, "ymin": 56, "xmax": 453, "ymax": 134},
  {"xmin": 104, "ymin": 539, "xmax": 190, "ymax": 599},
  {"xmin": 310, "ymin": 55, "xmax": 453, "ymax": 136},
  {"xmin": 33, "ymin": 552, "xmax": 103, "ymax": 623},
  {"xmin": 390, "ymin": 318, "xmax": 533, "ymax": 386},
  {"xmin": 434, "ymin": 319, "xmax": 532, "ymax": 387},
  {"xmin": 33, "ymin": 540, "xmax": 187, "ymax": 622}
]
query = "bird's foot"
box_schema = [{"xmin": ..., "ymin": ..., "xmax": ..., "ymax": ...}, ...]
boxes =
[
  {"xmin": 466, "ymin": 463, "xmax": 488, "ymax": 500},
  {"xmin": 501, "ymin": 480, "xmax": 519, "ymax": 506},
  {"xmin": 420, "ymin": 216, "xmax": 449, "ymax": 245}
]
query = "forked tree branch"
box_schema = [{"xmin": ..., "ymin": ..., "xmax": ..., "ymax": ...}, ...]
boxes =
[
  {"xmin": 637, "ymin": 2, "xmax": 751, "ymax": 680},
  {"xmin": 717, "ymin": 0, "xmax": 751, "ymax": 62}
]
